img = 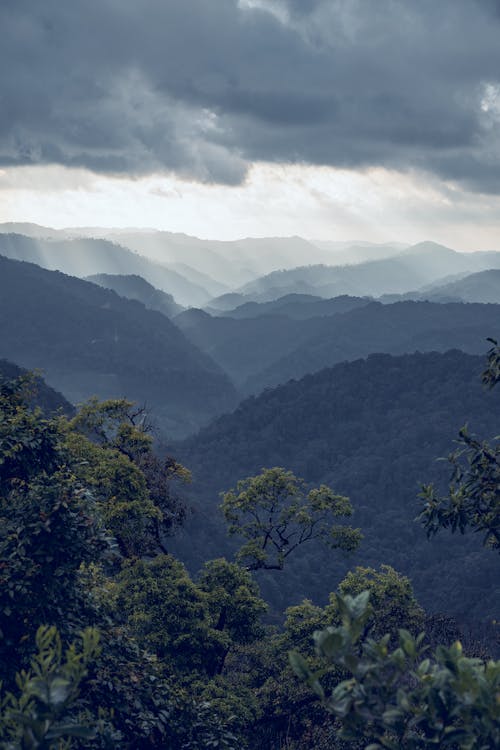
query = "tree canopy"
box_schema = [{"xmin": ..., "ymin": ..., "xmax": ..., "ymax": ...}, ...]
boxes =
[{"xmin": 221, "ymin": 467, "xmax": 361, "ymax": 570}]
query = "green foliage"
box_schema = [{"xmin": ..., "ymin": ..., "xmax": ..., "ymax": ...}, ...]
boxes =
[
  {"xmin": 419, "ymin": 341, "xmax": 500, "ymax": 552},
  {"xmin": 113, "ymin": 554, "xmax": 211, "ymax": 673},
  {"xmin": 0, "ymin": 377, "xmax": 107, "ymax": 678},
  {"xmin": 482, "ymin": 338, "xmax": 500, "ymax": 389},
  {"xmin": 221, "ymin": 467, "xmax": 361, "ymax": 570},
  {"xmin": 113, "ymin": 555, "xmax": 267, "ymax": 682},
  {"xmin": 0, "ymin": 625, "xmax": 100, "ymax": 749},
  {"xmin": 66, "ymin": 398, "xmax": 188, "ymax": 556},
  {"xmin": 334, "ymin": 565, "xmax": 425, "ymax": 641},
  {"xmin": 291, "ymin": 591, "xmax": 500, "ymax": 749},
  {"xmin": 198, "ymin": 559, "xmax": 267, "ymax": 648}
]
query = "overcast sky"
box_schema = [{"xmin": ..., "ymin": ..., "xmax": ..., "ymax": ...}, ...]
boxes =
[{"xmin": 2, "ymin": 0, "xmax": 500, "ymax": 248}]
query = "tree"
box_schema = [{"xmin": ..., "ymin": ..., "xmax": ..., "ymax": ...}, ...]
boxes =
[
  {"xmin": 198, "ymin": 558, "xmax": 267, "ymax": 676},
  {"xmin": 221, "ymin": 467, "xmax": 361, "ymax": 571},
  {"xmin": 65, "ymin": 398, "xmax": 188, "ymax": 557},
  {"xmin": 290, "ymin": 591, "xmax": 500, "ymax": 749},
  {"xmin": 419, "ymin": 340, "xmax": 500, "ymax": 551},
  {"xmin": 0, "ymin": 375, "xmax": 107, "ymax": 680},
  {"xmin": 333, "ymin": 565, "xmax": 425, "ymax": 642}
]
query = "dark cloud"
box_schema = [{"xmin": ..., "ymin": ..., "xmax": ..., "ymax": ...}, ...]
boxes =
[{"xmin": 1, "ymin": 0, "xmax": 500, "ymax": 190}]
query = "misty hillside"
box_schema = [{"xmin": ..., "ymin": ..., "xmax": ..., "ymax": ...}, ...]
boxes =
[
  {"xmin": 0, "ymin": 232, "xmax": 211, "ymax": 307},
  {"xmin": 238, "ymin": 242, "xmax": 500, "ymax": 300},
  {"xmin": 245, "ymin": 300, "xmax": 500, "ymax": 393},
  {"xmin": 311, "ymin": 240, "xmax": 408, "ymax": 264},
  {"xmin": 0, "ymin": 255, "xmax": 237, "ymax": 437},
  {"xmin": 173, "ymin": 350, "xmax": 499, "ymax": 621},
  {"xmin": 87, "ymin": 273, "xmax": 184, "ymax": 318},
  {"xmin": 81, "ymin": 230, "xmax": 334, "ymax": 288},
  {"xmin": 409, "ymin": 269, "xmax": 500, "ymax": 304},
  {"xmin": 174, "ymin": 299, "xmax": 500, "ymax": 391},
  {"xmin": 174, "ymin": 307, "xmax": 343, "ymax": 385},
  {"xmin": 4, "ymin": 225, "xmax": 331, "ymax": 289}
]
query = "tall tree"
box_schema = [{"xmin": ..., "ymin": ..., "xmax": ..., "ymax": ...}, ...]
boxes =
[{"xmin": 221, "ymin": 467, "xmax": 361, "ymax": 571}]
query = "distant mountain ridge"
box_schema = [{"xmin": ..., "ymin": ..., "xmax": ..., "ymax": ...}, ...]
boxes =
[
  {"xmin": 3, "ymin": 224, "xmax": 499, "ymax": 307},
  {"xmin": 0, "ymin": 233, "xmax": 210, "ymax": 307},
  {"xmin": 381, "ymin": 269, "xmax": 500, "ymax": 305},
  {"xmin": 235, "ymin": 242, "xmax": 500, "ymax": 301}
]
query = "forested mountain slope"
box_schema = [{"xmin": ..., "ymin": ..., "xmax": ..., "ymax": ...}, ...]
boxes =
[
  {"xmin": 174, "ymin": 350, "xmax": 499, "ymax": 621},
  {"xmin": 176, "ymin": 300, "xmax": 500, "ymax": 392},
  {"xmin": 174, "ymin": 308, "xmax": 342, "ymax": 384},
  {"xmin": 87, "ymin": 273, "xmax": 184, "ymax": 318},
  {"xmin": 0, "ymin": 256, "xmax": 237, "ymax": 437},
  {"xmin": 246, "ymin": 300, "xmax": 500, "ymax": 392}
]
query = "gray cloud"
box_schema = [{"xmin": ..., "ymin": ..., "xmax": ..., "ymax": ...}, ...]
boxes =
[{"xmin": 1, "ymin": 0, "xmax": 500, "ymax": 190}]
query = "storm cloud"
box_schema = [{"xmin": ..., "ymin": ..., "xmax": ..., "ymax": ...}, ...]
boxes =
[{"xmin": 1, "ymin": 0, "xmax": 500, "ymax": 190}]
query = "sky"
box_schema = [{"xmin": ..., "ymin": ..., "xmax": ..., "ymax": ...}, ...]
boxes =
[{"xmin": 1, "ymin": 0, "xmax": 500, "ymax": 249}]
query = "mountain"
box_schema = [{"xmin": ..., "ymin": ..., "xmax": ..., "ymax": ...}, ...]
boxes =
[
  {"xmin": 217, "ymin": 293, "xmax": 370, "ymax": 320},
  {"xmin": 245, "ymin": 300, "xmax": 500, "ymax": 393},
  {"xmin": 175, "ymin": 299, "xmax": 500, "ymax": 392},
  {"xmin": 0, "ymin": 222, "xmax": 63, "ymax": 240},
  {"xmin": 0, "ymin": 255, "xmax": 237, "ymax": 437},
  {"xmin": 0, "ymin": 359, "xmax": 75, "ymax": 416},
  {"xmin": 6, "ymin": 225, "xmax": 338, "ymax": 290},
  {"xmin": 165, "ymin": 262, "xmax": 229, "ymax": 298},
  {"xmin": 205, "ymin": 293, "xmax": 250, "ymax": 312},
  {"xmin": 172, "ymin": 350, "xmax": 499, "ymax": 621},
  {"xmin": 0, "ymin": 233, "xmax": 211, "ymax": 307},
  {"xmin": 238, "ymin": 242, "xmax": 500, "ymax": 301},
  {"xmin": 311, "ymin": 240, "xmax": 407, "ymax": 264},
  {"xmin": 90, "ymin": 231, "xmax": 333, "ymax": 288},
  {"xmin": 174, "ymin": 308, "xmax": 321, "ymax": 385},
  {"xmin": 87, "ymin": 274, "xmax": 184, "ymax": 318},
  {"xmin": 397, "ymin": 269, "xmax": 500, "ymax": 304}
]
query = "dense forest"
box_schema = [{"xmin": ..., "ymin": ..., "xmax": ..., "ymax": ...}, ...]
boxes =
[{"xmin": 1, "ymin": 345, "xmax": 499, "ymax": 748}]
